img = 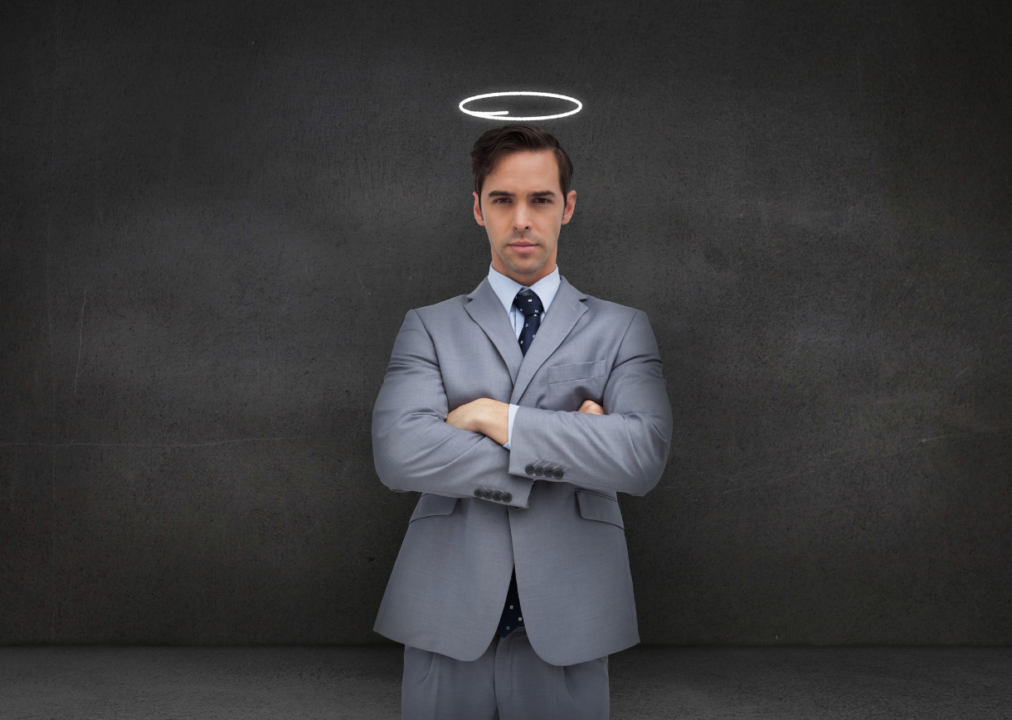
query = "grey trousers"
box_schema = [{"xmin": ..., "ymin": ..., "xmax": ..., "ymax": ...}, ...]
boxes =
[{"xmin": 401, "ymin": 627, "xmax": 609, "ymax": 720}]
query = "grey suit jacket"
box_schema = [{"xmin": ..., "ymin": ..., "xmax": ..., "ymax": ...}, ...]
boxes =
[{"xmin": 371, "ymin": 275, "xmax": 672, "ymax": 666}]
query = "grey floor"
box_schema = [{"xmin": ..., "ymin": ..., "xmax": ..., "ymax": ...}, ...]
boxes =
[{"xmin": 1, "ymin": 646, "xmax": 1010, "ymax": 719}]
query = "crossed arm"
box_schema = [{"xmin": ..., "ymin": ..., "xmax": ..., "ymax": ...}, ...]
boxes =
[
  {"xmin": 372, "ymin": 307, "xmax": 672, "ymax": 504},
  {"xmin": 445, "ymin": 397, "xmax": 604, "ymax": 447}
]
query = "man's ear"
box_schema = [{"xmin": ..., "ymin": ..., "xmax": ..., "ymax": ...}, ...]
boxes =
[
  {"xmin": 473, "ymin": 191, "xmax": 485, "ymax": 226},
  {"xmin": 561, "ymin": 189, "xmax": 577, "ymax": 225}
]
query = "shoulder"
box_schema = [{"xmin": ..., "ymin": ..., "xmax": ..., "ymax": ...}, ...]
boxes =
[
  {"xmin": 569, "ymin": 287, "xmax": 657, "ymax": 348},
  {"xmin": 581, "ymin": 294, "xmax": 639, "ymax": 319},
  {"xmin": 574, "ymin": 289, "xmax": 645, "ymax": 331},
  {"xmin": 561, "ymin": 276, "xmax": 642, "ymax": 321},
  {"xmin": 406, "ymin": 293, "xmax": 471, "ymax": 325}
]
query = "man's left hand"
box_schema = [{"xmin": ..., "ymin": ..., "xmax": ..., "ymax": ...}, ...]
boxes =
[
  {"xmin": 445, "ymin": 398, "xmax": 509, "ymax": 445},
  {"xmin": 578, "ymin": 399, "xmax": 605, "ymax": 415}
]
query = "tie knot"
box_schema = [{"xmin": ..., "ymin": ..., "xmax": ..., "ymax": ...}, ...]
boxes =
[{"xmin": 513, "ymin": 289, "xmax": 544, "ymax": 317}]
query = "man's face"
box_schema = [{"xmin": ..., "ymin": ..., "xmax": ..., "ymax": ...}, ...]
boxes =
[{"xmin": 473, "ymin": 150, "xmax": 577, "ymax": 286}]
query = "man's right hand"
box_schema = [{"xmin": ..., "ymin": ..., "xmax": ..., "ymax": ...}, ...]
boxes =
[{"xmin": 578, "ymin": 399, "xmax": 605, "ymax": 415}]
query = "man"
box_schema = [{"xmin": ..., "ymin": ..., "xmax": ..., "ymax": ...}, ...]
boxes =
[{"xmin": 371, "ymin": 124, "xmax": 672, "ymax": 719}]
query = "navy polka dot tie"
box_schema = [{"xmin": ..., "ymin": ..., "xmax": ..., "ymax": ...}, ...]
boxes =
[
  {"xmin": 496, "ymin": 288, "xmax": 544, "ymax": 639},
  {"xmin": 513, "ymin": 288, "xmax": 544, "ymax": 358}
]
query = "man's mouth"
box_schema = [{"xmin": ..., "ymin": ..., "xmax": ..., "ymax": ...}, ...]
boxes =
[{"xmin": 509, "ymin": 242, "xmax": 538, "ymax": 254}]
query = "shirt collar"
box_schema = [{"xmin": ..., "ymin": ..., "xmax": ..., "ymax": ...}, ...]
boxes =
[{"xmin": 487, "ymin": 263, "xmax": 561, "ymax": 317}]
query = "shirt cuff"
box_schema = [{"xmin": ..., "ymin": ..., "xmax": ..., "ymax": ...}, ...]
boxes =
[{"xmin": 503, "ymin": 403, "xmax": 519, "ymax": 449}]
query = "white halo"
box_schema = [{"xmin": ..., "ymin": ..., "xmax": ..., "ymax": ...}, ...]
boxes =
[{"xmin": 458, "ymin": 91, "xmax": 583, "ymax": 121}]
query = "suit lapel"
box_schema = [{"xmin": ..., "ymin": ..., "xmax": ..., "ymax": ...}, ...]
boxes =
[
  {"xmin": 509, "ymin": 277, "xmax": 588, "ymax": 405},
  {"xmin": 464, "ymin": 277, "xmax": 523, "ymax": 385}
]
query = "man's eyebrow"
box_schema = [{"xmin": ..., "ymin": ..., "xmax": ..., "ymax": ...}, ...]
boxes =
[{"xmin": 486, "ymin": 190, "xmax": 557, "ymax": 198}]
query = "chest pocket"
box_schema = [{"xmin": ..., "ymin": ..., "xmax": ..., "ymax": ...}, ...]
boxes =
[{"xmin": 547, "ymin": 360, "xmax": 608, "ymax": 410}]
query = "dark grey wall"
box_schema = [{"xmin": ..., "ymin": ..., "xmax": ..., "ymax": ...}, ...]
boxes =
[{"xmin": 2, "ymin": 0, "xmax": 1010, "ymax": 645}]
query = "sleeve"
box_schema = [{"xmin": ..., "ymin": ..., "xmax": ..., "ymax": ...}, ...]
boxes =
[
  {"xmin": 371, "ymin": 309, "xmax": 535, "ymax": 507},
  {"xmin": 506, "ymin": 310, "xmax": 673, "ymax": 496},
  {"xmin": 503, "ymin": 403, "xmax": 519, "ymax": 450}
]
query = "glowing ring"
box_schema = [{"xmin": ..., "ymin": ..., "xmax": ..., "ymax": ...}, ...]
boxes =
[{"xmin": 458, "ymin": 91, "xmax": 583, "ymax": 121}]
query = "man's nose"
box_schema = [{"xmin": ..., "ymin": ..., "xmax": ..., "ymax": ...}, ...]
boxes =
[{"xmin": 513, "ymin": 205, "xmax": 531, "ymax": 230}]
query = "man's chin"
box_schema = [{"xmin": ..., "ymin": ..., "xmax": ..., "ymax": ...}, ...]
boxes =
[
  {"xmin": 505, "ymin": 259, "xmax": 545, "ymax": 277},
  {"xmin": 504, "ymin": 249, "xmax": 545, "ymax": 267}
]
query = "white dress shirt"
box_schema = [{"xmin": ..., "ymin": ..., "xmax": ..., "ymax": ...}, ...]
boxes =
[{"xmin": 485, "ymin": 263, "xmax": 562, "ymax": 449}]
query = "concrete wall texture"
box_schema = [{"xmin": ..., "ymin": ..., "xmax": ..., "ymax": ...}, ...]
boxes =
[{"xmin": 2, "ymin": 0, "xmax": 1010, "ymax": 646}]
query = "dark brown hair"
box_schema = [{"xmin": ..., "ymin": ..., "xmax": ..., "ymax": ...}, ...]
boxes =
[{"xmin": 471, "ymin": 124, "xmax": 574, "ymax": 205}]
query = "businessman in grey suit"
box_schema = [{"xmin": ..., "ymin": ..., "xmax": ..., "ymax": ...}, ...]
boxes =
[{"xmin": 372, "ymin": 124, "xmax": 673, "ymax": 719}]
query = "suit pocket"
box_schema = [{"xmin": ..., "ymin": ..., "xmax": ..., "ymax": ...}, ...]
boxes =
[
  {"xmin": 575, "ymin": 490, "xmax": 625, "ymax": 529},
  {"xmin": 547, "ymin": 360, "xmax": 607, "ymax": 385},
  {"xmin": 409, "ymin": 493, "xmax": 460, "ymax": 523},
  {"xmin": 547, "ymin": 361, "xmax": 608, "ymax": 410}
]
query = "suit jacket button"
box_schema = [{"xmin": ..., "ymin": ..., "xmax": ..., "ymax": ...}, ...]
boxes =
[
  {"xmin": 474, "ymin": 488, "xmax": 483, "ymax": 498},
  {"xmin": 502, "ymin": 492, "xmax": 512, "ymax": 503},
  {"xmin": 534, "ymin": 466, "xmax": 544, "ymax": 476},
  {"xmin": 554, "ymin": 469, "xmax": 564, "ymax": 479},
  {"xmin": 492, "ymin": 491, "xmax": 503, "ymax": 501},
  {"xmin": 525, "ymin": 464, "xmax": 535, "ymax": 476}
]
